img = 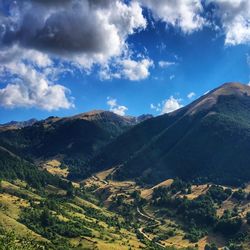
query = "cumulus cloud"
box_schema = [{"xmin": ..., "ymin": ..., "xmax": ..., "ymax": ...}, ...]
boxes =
[
  {"xmin": 120, "ymin": 58, "xmax": 153, "ymax": 81},
  {"xmin": 187, "ymin": 92, "xmax": 196, "ymax": 99},
  {"xmin": 151, "ymin": 96, "xmax": 183, "ymax": 114},
  {"xmin": 100, "ymin": 58, "xmax": 154, "ymax": 81},
  {"xmin": 158, "ymin": 61, "xmax": 176, "ymax": 68},
  {"xmin": 0, "ymin": 0, "xmax": 146, "ymax": 67},
  {"xmin": 139, "ymin": 0, "xmax": 205, "ymax": 33},
  {"xmin": 209, "ymin": 0, "xmax": 250, "ymax": 45},
  {"xmin": 0, "ymin": 63, "xmax": 73, "ymax": 111},
  {"xmin": 107, "ymin": 97, "xmax": 128, "ymax": 116},
  {"xmin": 161, "ymin": 96, "xmax": 183, "ymax": 113},
  {"xmin": 0, "ymin": 0, "xmax": 149, "ymax": 110},
  {"xmin": 2, "ymin": 0, "xmax": 250, "ymax": 112},
  {"xmin": 0, "ymin": 46, "xmax": 73, "ymax": 110}
]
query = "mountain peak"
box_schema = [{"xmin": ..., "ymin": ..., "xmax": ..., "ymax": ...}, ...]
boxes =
[
  {"xmin": 214, "ymin": 82, "xmax": 250, "ymax": 96},
  {"xmin": 187, "ymin": 82, "xmax": 250, "ymax": 115}
]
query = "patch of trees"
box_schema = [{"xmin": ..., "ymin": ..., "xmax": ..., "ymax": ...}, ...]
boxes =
[
  {"xmin": 152, "ymin": 180, "xmax": 244, "ymax": 243},
  {"xmin": 215, "ymin": 217, "xmax": 242, "ymax": 236},
  {"xmin": 184, "ymin": 226, "xmax": 206, "ymax": 243},
  {"xmin": 177, "ymin": 195, "xmax": 217, "ymax": 227},
  {"xmin": 0, "ymin": 148, "xmax": 70, "ymax": 190},
  {"xmin": 170, "ymin": 178, "xmax": 192, "ymax": 194},
  {"xmin": 232, "ymin": 189, "xmax": 246, "ymax": 201},
  {"xmin": 214, "ymin": 209, "xmax": 243, "ymax": 236},
  {"xmin": 246, "ymin": 212, "xmax": 250, "ymax": 225},
  {"xmin": 19, "ymin": 206, "xmax": 92, "ymax": 240},
  {"xmin": 153, "ymin": 190, "xmax": 217, "ymax": 228},
  {"xmin": 204, "ymin": 243, "xmax": 218, "ymax": 250},
  {"xmin": 207, "ymin": 185, "xmax": 232, "ymax": 204},
  {"xmin": 0, "ymin": 227, "xmax": 47, "ymax": 250}
]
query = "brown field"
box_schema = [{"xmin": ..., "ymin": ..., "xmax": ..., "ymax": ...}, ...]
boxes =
[
  {"xmin": 42, "ymin": 159, "xmax": 69, "ymax": 178},
  {"xmin": 141, "ymin": 179, "xmax": 173, "ymax": 199},
  {"xmin": 185, "ymin": 184, "xmax": 210, "ymax": 200},
  {"xmin": 96, "ymin": 168, "xmax": 115, "ymax": 180}
]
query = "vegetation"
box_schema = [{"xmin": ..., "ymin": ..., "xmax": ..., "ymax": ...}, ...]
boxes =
[
  {"xmin": 151, "ymin": 180, "xmax": 247, "ymax": 244},
  {"xmin": 0, "ymin": 84, "xmax": 250, "ymax": 249},
  {"xmin": 0, "ymin": 148, "xmax": 69, "ymax": 190},
  {"xmin": 207, "ymin": 185, "xmax": 231, "ymax": 204},
  {"xmin": 0, "ymin": 229, "xmax": 46, "ymax": 250}
]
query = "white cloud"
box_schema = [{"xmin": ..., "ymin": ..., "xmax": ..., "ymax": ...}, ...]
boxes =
[
  {"xmin": 161, "ymin": 96, "xmax": 183, "ymax": 113},
  {"xmin": 187, "ymin": 92, "xmax": 196, "ymax": 99},
  {"xmin": 158, "ymin": 61, "xmax": 176, "ymax": 68},
  {"xmin": 101, "ymin": 58, "xmax": 154, "ymax": 81},
  {"xmin": 0, "ymin": 46, "xmax": 74, "ymax": 111},
  {"xmin": 107, "ymin": 97, "xmax": 128, "ymax": 116},
  {"xmin": 139, "ymin": 0, "xmax": 205, "ymax": 33},
  {"xmin": 1, "ymin": 0, "xmax": 147, "ymax": 69},
  {"xmin": 120, "ymin": 58, "xmax": 154, "ymax": 81},
  {"xmin": 209, "ymin": 0, "xmax": 250, "ymax": 45},
  {"xmin": 150, "ymin": 96, "xmax": 183, "ymax": 114},
  {"xmin": 0, "ymin": 0, "xmax": 150, "ymax": 110},
  {"xmin": 150, "ymin": 103, "xmax": 161, "ymax": 112}
]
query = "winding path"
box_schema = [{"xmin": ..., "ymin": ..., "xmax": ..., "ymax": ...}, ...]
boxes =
[{"xmin": 137, "ymin": 207, "xmax": 166, "ymax": 249}]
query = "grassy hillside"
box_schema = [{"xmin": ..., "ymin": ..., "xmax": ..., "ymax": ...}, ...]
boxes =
[
  {"xmin": 0, "ymin": 158, "xmax": 249, "ymax": 249},
  {"xmin": 0, "ymin": 179, "xmax": 146, "ymax": 250}
]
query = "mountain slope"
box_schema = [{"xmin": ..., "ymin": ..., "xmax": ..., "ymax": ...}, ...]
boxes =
[
  {"xmin": 0, "ymin": 110, "xmax": 152, "ymax": 179},
  {"xmin": 87, "ymin": 83, "xmax": 250, "ymax": 185},
  {"xmin": 0, "ymin": 146, "xmax": 69, "ymax": 189}
]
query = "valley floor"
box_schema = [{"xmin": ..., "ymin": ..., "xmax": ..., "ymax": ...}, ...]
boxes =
[{"xmin": 0, "ymin": 163, "xmax": 250, "ymax": 250}]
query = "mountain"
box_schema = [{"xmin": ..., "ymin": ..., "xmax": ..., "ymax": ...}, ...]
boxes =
[
  {"xmin": 0, "ymin": 118, "xmax": 37, "ymax": 131},
  {"xmin": 2, "ymin": 83, "xmax": 250, "ymax": 186},
  {"xmin": 0, "ymin": 110, "xmax": 152, "ymax": 179},
  {"xmin": 87, "ymin": 82, "xmax": 250, "ymax": 185},
  {"xmin": 0, "ymin": 83, "xmax": 250, "ymax": 250}
]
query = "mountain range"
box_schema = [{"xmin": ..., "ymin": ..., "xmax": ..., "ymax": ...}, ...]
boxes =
[
  {"xmin": 1, "ymin": 82, "xmax": 250, "ymax": 250},
  {"xmin": 1, "ymin": 82, "xmax": 250, "ymax": 186}
]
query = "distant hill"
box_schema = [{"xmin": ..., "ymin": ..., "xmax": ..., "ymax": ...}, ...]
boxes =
[
  {"xmin": 87, "ymin": 83, "xmax": 250, "ymax": 185},
  {"xmin": 0, "ymin": 119, "xmax": 37, "ymax": 131},
  {"xmin": 0, "ymin": 111, "xmax": 152, "ymax": 178}
]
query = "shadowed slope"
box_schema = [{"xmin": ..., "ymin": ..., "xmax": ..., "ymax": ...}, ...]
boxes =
[{"xmin": 87, "ymin": 83, "xmax": 250, "ymax": 185}]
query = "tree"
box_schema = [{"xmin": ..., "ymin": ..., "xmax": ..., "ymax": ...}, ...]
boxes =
[
  {"xmin": 205, "ymin": 243, "xmax": 218, "ymax": 250},
  {"xmin": 246, "ymin": 212, "xmax": 250, "ymax": 225},
  {"xmin": 40, "ymin": 209, "xmax": 54, "ymax": 227}
]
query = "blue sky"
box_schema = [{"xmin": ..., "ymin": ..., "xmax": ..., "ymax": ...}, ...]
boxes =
[{"xmin": 0, "ymin": 0, "xmax": 250, "ymax": 123}]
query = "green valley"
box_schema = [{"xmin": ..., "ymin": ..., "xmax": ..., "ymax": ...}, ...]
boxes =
[{"xmin": 0, "ymin": 83, "xmax": 250, "ymax": 249}]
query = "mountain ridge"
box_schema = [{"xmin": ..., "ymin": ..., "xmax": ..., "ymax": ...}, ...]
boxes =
[
  {"xmin": 1, "ymin": 82, "xmax": 250, "ymax": 186},
  {"xmin": 85, "ymin": 82, "xmax": 250, "ymax": 185},
  {"xmin": 0, "ymin": 109, "xmax": 153, "ymax": 180}
]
